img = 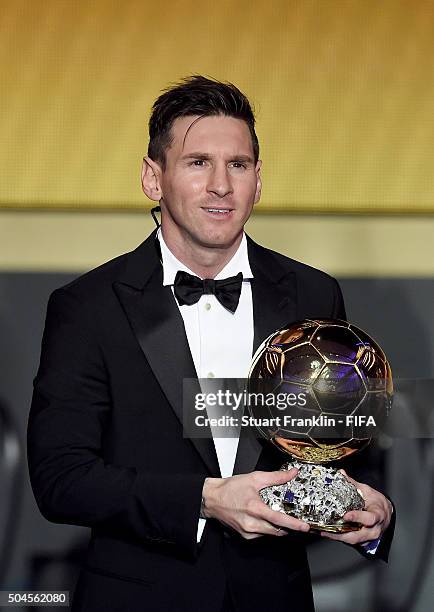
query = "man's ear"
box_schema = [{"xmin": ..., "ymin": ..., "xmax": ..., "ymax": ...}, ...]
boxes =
[
  {"xmin": 253, "ymin": 160, "xmax": 262, "ymax": 205},
  {"xmin": 141, "ymin": 156, "xmax": 163, "ymax": 202}
]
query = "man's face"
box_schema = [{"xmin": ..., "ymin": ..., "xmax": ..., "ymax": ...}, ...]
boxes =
[{"xmin": 144, "ymin": 114, "xmax": 261, "ymax": 251}]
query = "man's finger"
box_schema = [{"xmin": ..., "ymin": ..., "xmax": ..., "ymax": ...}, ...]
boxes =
[
  {"xmin": 320, "ymin": 531, "xmax": 353, "ymax": 543},
  {"xmin": 339, "ymin": 470, "xmax": 371, "ymax": 496},
  {"xmin": 256, "ymin": 468, "xmax": 299, "ymax": 488},
  {"xmin": 339, "ymin": 470, "xmax": 372, "ymax": 504},
  {"xmin": 259, "ymin": 505, "xmax": 310, "ymax": 532},
  {"xmin": 320, "ymin": 527, "xmax": 378, "ymax": 545},
  {"xmin": 344, "ymin": 509, "xmax": 379, "ymax": 527},
  {"xmin": 240, "ymin": 531, "xmax": 263, "ymax": 540},
  {"xmin": 339, "ymin": 469, "xmax": 359, "ymax": 486},
  {"xmin": 239, "ymin": 518, "xmax": 289, "ymax": 538},
  {"xmin": 261, "ymin": 521, "xmax": 290, "ymax": 537}
]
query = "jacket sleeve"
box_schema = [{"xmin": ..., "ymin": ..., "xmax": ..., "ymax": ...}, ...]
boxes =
[{"xmin": 27, "ymin": 287, "xmax": 205, "ymax": 558}]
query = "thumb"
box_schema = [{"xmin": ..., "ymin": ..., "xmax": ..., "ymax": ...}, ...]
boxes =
[
  {"xmin": 263, "ymin": 467, "xmax": 299, "ymax": 487},
  {"xmin": 339, "ymin": 469, "xmax": 368, "ymax": 501},
  {"xmin": 339, "ymin": 468, "xmax": 358, "ymax": 486}
]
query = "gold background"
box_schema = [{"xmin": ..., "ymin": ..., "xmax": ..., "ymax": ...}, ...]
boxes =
[{"xmin": 1, "ymin": 0, "xmax": 434, "ymax": 213}]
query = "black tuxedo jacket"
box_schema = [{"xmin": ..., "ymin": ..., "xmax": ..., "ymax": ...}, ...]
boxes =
[{"xmin": 28, "ymin": 231, "xmax": 394, "ymax": 612}]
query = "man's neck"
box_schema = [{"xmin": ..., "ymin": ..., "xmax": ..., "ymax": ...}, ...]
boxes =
[{"xmin": 160, "ymin": 228, "xmax": 243, "ymax": 279}]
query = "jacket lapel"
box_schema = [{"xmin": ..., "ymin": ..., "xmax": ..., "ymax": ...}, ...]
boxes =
[
  {"xmin": 113, "ymin": 232, "xmax": 221, "ymax": 477},
  {"xmin": 233, "ymin": 237, "xmax": 298, "ymax": 475},
  {"xmin": 112, "ymin": 232, "xmax": 299, "ymax": 478}
]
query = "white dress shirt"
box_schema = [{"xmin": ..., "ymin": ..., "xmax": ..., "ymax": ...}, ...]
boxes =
[
  {"xmin": 157, "ymin": 229, "xmax": 254, "ymax": 540},
  {"xmin": 157, "ymin": 230, "xmax": 382, "ymax": 553}
]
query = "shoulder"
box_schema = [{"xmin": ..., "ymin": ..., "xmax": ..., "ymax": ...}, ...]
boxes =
[
  {"xmin": 49, "ymin": 250, "xmax": 130, "ymax": 308},
  {"xmin": 40, "ymin": 254, "xmax": 130, "ymax": 337},
  {"xmin": 60, "ymin": 251, "xmax": 130, "ymax": 292},
  {"xmin": 45, "ymin": 231, "xmax": 158, "ymax": 324},
  {"xmin": 247, "ymin": 236, "xmax": 346, "ymax": 319},
  {"xmin": 247, "ymin": 236, "xmax": 339, "ymax": 287}
]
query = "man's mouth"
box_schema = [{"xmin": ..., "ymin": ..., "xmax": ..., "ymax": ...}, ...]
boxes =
[{"xmin": 202, "ymin": 207, "xmax": 233, "ymax": 215}]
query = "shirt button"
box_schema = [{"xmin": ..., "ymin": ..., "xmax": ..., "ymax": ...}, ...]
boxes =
[
  {"xmin": 207, "ymin": 372, "xmax": 215, "ymax": 378},
  {"xmin": 204, "ymin": 303, "xmax": 211, "ymax": 311}
]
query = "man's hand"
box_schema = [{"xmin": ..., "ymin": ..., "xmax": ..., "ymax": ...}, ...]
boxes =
[
  {"xmin": 320, "ymin": 469, "xmax": 393, "ymax": 545},
  {"xmin": 201, "ymin": 468, "xmax": 310, "ymax": 539}
]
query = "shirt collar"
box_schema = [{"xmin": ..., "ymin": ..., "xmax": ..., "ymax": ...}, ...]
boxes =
[{"xmin": 157, "ymin": 229, "xmax": 253, "ymax": 286}]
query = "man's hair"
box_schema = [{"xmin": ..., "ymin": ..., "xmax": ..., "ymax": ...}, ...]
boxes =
[{"xmin": 148, "ymin": 75, "xmax": 259, "ymax": 168}]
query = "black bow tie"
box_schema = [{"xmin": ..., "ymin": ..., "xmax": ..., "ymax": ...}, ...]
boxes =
[{"xmin": 173, "ymin": 270, "xmax": 243, "ymax": 313}]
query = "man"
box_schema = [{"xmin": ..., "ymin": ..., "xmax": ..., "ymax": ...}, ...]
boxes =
[{"xmin": 28, "ymin": 76, "xmax": 394, "ymax": 612}]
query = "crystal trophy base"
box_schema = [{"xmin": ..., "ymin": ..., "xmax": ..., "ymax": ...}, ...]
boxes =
[{"xmin": 260, "ymin": 461, "xmax": 365, "ymax": 533}]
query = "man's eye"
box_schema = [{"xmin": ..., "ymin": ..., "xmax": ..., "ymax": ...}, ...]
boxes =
[
  {"xmin": 230, "ymin": 162, "xmax": 247, "ymax": 169},
  {"xmin": 191, "ymin": 160, "xmax": 206, "ymax": 166}
]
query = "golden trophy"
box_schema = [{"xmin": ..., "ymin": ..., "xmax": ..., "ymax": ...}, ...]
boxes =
[{"xmin": 247, "ymin": 319, "xmax": 393, "ymax": 533}]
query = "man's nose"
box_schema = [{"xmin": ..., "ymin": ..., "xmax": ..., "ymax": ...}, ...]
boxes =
[{"xmin": 207, "ymin": 164, "xmax": 233, "ymax": 198}]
